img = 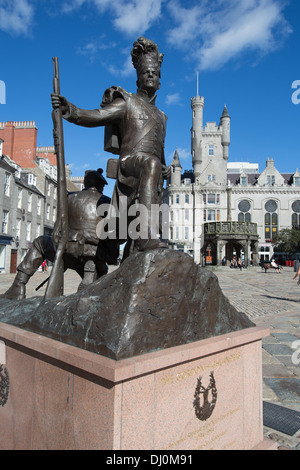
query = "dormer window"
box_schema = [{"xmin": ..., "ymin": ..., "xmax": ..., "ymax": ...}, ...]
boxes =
[
  {"xmin": 241, "ymin": 176, "xmax": 247, "ymax": 186},
  {"xmin": 292, "ymin": 169, "xmax": 300, "ymax": 187},
  {"xmin": 28, "ymin": 173, "xmax": 36, "ymax": 186},
  {"xmin": 267, "ymin": 175, "xmax": 275, "ymax": 186}
]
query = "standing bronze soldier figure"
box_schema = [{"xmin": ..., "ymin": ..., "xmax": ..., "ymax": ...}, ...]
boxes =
[{"xmin": 52, "ymin": 37, "xmax": 170, "ymax": 258}]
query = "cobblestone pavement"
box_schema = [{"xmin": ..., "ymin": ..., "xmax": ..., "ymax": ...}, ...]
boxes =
[
  {"xmin": 212, "ymin": 265, "xmax": 300, "ymax": 450},
  {"xmin": 0, "ymin": 264, "xmax": 299, "ymax": 449}
]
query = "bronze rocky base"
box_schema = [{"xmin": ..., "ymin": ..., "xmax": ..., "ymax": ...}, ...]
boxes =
[{"xmin": 0, "ymin": 249, "xmax": 254, "ymax": 360}]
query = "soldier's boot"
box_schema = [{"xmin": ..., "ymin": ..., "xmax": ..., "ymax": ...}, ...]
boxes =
[
  {"xmin": 77, "ymin": 260, "xmax": 98, "ymax": 291},
  {"xmin": 0, "ymin": 236, "xmax": 51, "ymax": 300},
  {"xmin": 0, "ymin": 271, "xmax": 31, "ymax": 300}
]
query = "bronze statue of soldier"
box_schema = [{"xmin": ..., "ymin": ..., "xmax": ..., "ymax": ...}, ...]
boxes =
[
  {"xmin": 51, "ymin": 37, "xmax": 171, "ymax": 258},
  {"xmin": 0, "ymin": 169, "xmax": 115, "ymax": 300}
]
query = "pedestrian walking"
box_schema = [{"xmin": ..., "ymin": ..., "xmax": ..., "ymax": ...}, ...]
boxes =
[
  {"xmin": 293, "ymin": 265, "xmax": 300, "ymax": 285},
  {"xmin": 41, "ymin": 260, "xmax": 47, "ymax": 273}
]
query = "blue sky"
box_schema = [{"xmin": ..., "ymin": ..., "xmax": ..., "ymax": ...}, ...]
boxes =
[{"xmin": 0, "ymin": 0, "xmax": 299, "ymax": 197}]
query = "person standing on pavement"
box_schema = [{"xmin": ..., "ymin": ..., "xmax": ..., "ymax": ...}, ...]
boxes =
[{"xmin": 293, "ymin": 265, "xmax": 300, "ymax": 285}]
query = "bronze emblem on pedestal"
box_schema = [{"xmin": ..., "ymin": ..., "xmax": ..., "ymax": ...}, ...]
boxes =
[
  {"xmin": 193, "ymin": 371, "xmax": 217, "ymax": 421},
  {"xmin": 0, "ymin": 365, "xmax": 9, "ymax": 407}
]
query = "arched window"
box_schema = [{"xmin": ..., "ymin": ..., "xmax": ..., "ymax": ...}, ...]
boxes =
[
  {"xmin": 292, "ymin": 201, "xmax": 300, "ymax": 229},
  {"xmin": 265, "ymin": 200, "xmax": 278, "ymax": 240},
  {"xmin": 238, "ymin": 200, "xmax": 251, "ymax": 222},
  {"xmin": 238, "ymin": 212, "xmax": 252, "ymax": 222}
]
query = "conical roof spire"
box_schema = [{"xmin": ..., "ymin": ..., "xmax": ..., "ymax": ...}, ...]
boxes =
[
  {"xmin": 221, "ymin": 104, "xmax": 230, "ymax": 119},
  {"xmin": 171, "ymin": 148, "xmax": 182, "ymax": 168}
]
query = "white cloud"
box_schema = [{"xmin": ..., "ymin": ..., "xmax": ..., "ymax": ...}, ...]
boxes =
[
  {"xmin": 112, "ymin": 0, "xmax": 162, "ymax": 36},
  {"xmin": 61, "ymin": 0, "xmax": 88, "ymax": 14},
  {"xmin": 177, "ymin": 147, "xmax": 190, "ymax": 159},
  {"xmin": 68, "ymin": 0, "xmax": 161, "ymax": 72},
  {"xmin": 0, "ymin": 0, "xmax": 34, "ymax": 36},
  {"xmin": 165, "ymin": 92, "xmax": 181, "ymax": 106},
  {"xmin": 62, "ymin": 0, "xmax": 162, "ymax": 35},
  {"xmin": 168, "ymin": 147, "xmax": 190, "ymax": 161},
  {"xmin": 108, "ymin": 54, "xmax": 135, "ymax": 77},
  {"xmin": 167, "ymin": 0, "xmax": 204, "ymax": 45},
  {"xmin": 167, "ymin": 0, "xmax": 292, "ymax": 71},
  {"xmin": 76, "ymin": 38, "xmax": 117, "ymax": 62},
  {"xmin": 68, "ymin": 162, "xmax": 90, "ymax": 171}
]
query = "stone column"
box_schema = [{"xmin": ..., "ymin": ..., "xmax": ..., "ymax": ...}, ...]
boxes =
[
  {"xmin": 243, "ymin": 239, "xmax": 251, "ymax": 267},
  {"xmin": 252, "ymin": 240, "xmax": 259, "ymax": 266},
  {"xmin": 216, "ymin": 239, "xmax": 226, "ymax": 266},
  {"xmin": 226, "ymin": 186, "xmax": 232, "ymax": 222}
]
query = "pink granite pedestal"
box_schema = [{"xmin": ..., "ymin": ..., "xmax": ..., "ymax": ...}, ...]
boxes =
[{"xmin": 0, "ymin": 322, "xmax": 277, "ymax": 450}]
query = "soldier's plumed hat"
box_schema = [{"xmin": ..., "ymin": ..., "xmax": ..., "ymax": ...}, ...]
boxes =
[{"xmin": 131, "ymin": 37, "xmax": 164, "ymax": 77}]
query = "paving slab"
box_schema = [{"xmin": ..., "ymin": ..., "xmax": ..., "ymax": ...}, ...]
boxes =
[
  {"xmin": 271, "ymin": 333, "xmax": 300, "ymax": 343},
  {"xmin": 263, "ymin": 364, "xmax": 295, "ymax": 378},
  {"xmin": 264, "ymin": 378, "xmax": 300, "ymax": 404},
  {"xmin": 263, "ymin": 343, "xmax": 295, "ymax": 356}
]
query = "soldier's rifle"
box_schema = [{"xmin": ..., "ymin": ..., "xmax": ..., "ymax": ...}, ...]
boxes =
[{"xmin": 44, "ymin": 57, "xmax": 68, "ymax": 299}]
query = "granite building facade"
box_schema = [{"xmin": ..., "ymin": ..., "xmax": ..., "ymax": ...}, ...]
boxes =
[
  {"xmin": 0, "ymin": 122, "xmax": 77, "ymax": 273},
  {"xmin": 164, "ymin": 95, "xmax": 300, "ymax": 266}
]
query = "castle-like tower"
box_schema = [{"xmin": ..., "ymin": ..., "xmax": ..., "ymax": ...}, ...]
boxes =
[
  {"xmin": 165, "ymin": 90, "xmax": 300, "ymax": 266},
  {"xmin": 220, "ymin": 105, "xmax": 231, "ymax": 162},
  {"xmin": 166, "ymin": 95, "xmax": 233, "ymax": 263},
  {"xmin": 191, "ymin": 95, "xmax": 204, "ymax": 178},
  {"xmin": 190, "ymin": 95, "xmax": 230, "ymax": 186}
]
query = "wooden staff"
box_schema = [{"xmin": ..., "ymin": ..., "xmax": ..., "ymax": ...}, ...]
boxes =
[{"xmin": 44, "ymin": 57, "xmax": 68, "ymax": 299}]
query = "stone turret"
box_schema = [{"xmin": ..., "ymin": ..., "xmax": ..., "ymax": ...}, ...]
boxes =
[
  {"xmin": 220, "ymin": 105, "xmax": 230, "ymax": 161},
  {"xmin": 191, "ymin": 95, "xmax": 204, "ymax": 177},
  {"xmin": 170, "ymin": 148, "xmax": 182, "ymax": 187}
]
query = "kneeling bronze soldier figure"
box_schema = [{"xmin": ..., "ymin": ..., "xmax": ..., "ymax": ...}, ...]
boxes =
[{"xmin": 1, "ymin": 169, "xmax": 117, "ymax": 300}]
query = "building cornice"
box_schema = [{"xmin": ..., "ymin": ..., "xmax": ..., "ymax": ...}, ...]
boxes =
[{"xmin": 231, "ymin": 187, "xmax": 300, "ymax": 195}]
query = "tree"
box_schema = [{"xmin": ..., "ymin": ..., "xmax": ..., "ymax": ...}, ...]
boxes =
[{"xmin": 274, "ymin": 228, "xmax": 300, "ymax": 257}]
